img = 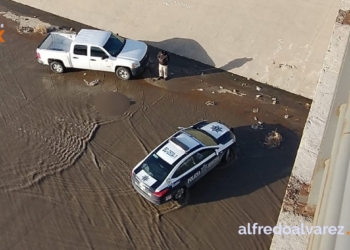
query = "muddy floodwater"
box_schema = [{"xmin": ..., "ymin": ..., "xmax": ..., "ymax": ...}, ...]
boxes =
[
  {"xmin": 94, "ymin": 92, "xmax": 132, "ymax": 116},
  {"xmin": 0, "ymin": 3, "xmax": 311, "ymax": 250}
]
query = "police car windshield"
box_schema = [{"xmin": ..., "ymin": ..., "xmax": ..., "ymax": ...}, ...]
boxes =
[{"xmin": 141, "ymin": 153, "xmax": 172, "ymax": 181}]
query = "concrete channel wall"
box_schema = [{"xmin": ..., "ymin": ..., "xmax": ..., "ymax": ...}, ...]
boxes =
[
  {"xmin": 10, "ymin": 0, "xmax": 340, "ymax": 99},
  {"xmin": 271, "ymin": 0, "xmax": 350, "ymax": 249}
]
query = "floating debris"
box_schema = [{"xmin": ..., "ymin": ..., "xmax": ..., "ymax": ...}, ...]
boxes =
[
  {"xmin": 17, "ymin": 26, "xmax": 34, "ymax": 33},
  {"xmin": 256, "ymin": 86, "xmax": 262, "ymax": 91},
  {"xmin": 256, "ymin": 94, "xmax": 262, "ymax": 99},
  {"xmin": 284, "ymin": 108, "xmax": 289, "ymax": 119},
  {"xmin": 251, "ymin": 123, "xmax": 264, "ymax": 130},
  {"xmin": 83, "ymin": 73, "xmax": 87, "ymax": 76},
  {"xmin": 264, "ymin": 130, "xmax": 282, "ymax": 148},
  {"xmin": 253, "ymin": 108, "xmax": 259, "ymax": 113},
  {"xmin": 33, "ymin": 23, "xmax": 48, "ymax": 34},
  {"xmin": 254, "ymin": 116, "xmax": 258, "ymax": 121},
  {"xmin": 241, "ymin": 83, "xmax": 247, "ymax": 86},
  {"xmin": 197, "ymin": 88, "xmax": 204, "ymax": 91},
  {"xmin": 305, "ymin": 103, "xmax": 311, "ymax": 109},
  {"xmin": 205, "ymin": 101, "xmax": 216, "ymax": 106},
  {"xmin": 84, "ymin": 79, "xmax": 99, "ymax": 86},
  {"xmin": 217, "ymin": 88, "xmax": 246, "ymax": 97},
  {"xmin": 219, "ymin": 86, "xmax": 223, "ymax": 89},
  {"xmin": 272, "ymin": 100, "xmax": 277, "ymax": 105}
]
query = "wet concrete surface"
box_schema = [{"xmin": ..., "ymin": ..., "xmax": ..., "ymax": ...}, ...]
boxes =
[{"xmin": 0, "ymin": 2, "xmax": 311, "ymax": 250}]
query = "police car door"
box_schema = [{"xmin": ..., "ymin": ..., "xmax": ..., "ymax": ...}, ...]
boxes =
[
  {"xmin": 192, "ymin": 148, "xmax": 220, "ymax": 179},
  {"xmin": 170, "ymin": 155, "xmax": 199, "ymax": 189}
]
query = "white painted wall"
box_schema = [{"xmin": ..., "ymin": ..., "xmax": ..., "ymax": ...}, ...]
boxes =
[{"xmin": 12, "ymin": 0, "xmax": 340, "ymax": 98}]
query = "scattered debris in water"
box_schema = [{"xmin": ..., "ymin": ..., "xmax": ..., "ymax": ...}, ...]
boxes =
[
  {"xmin": 217, "ymin": 88, "xmax": 246, "ymax": 97},
  {"xmin": 33, "ymin": 23, "xmax": 48, "ymax": 34},
  {"xmin": 285, "ymin": 108, "xmax": 289, "ymax": 119},
  {"xmin": 264, "ymin": 129, "xmax": 282, "ymax": 148},
  {"xmin": 253, "ymin": 108, "xmax": 259, "ymax": 113},
  {"xmin": 256, "ymin": 94, "xmax": 262, "ymax": 99},
  {"xmin": 205, "ymin": 101, "xmax": 215, "ymax": 106},
  {"xmin": 256, "ymin": 86, "xmax": 262, "ymax": 91},
  {"xmin": 17, "ymin": 26, "xmax": 33, "ymax": 33},
  {"xmin": 84, "ymin": 79, "xmax": 99, "ymax": 86},
  {"xmin": 251, "ymin": 123, "xmax": 264, "ymax": 130},
  {"xmin": 197, "ymin": 88, "xmax": 204, "ymax": 91},
  {"xmin": 271, "ymin": 97, "xmax": 277, "ymax": 105}
]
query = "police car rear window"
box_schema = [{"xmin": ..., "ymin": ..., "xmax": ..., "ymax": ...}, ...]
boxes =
[{"xmin": 141, "ymin": 154, "xmax": 172, "ymax": 181}]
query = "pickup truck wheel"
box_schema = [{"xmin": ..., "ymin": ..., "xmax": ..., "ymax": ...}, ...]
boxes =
[
  {"xmin": 50, "ymin": 61, "xmax": 65, "ymax": 73},
  {"xmin": 116, "ymin": 67, "xmax": 131, "ymax": 80}
]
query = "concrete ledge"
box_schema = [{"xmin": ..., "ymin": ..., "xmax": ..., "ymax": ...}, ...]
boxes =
[
  {"xmin": 270, "ymin": 1, "xmax": 350, "ymax": 249},
  {"xmin": 8, "ymin": 0, "xmax": 340, "ymax": 98}
]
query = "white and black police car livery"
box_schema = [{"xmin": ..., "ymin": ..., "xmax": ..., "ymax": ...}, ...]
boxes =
[{"xmin": 131, "ymin": 120, "xmax": 236, "ymax": 205}]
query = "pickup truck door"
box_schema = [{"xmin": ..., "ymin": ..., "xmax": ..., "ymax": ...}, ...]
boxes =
[
  {"xmin": 71, "ymin": 44, "xmax": 91, "ymax": 69},
  {"xmin": 89, "ymin": 46, "xmax": 114, "ymax": 72}
]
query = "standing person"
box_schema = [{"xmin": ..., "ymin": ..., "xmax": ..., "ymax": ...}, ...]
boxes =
[{"xmin": 157, "ymin": 50, "xmax": 170, "ymax": 81}]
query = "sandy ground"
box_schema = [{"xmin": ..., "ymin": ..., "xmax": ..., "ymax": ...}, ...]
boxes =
[{"xmin": 0, "ymin": 4, "xmax": 311, "ymax": 250}]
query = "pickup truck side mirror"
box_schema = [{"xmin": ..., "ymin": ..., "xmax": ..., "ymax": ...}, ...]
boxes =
[{"xmin": 101, "ymin": 55, "xmax": 108, "ymax": 60}]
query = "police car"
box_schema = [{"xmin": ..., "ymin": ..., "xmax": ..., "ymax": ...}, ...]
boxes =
[{"xmin": 131, "ymin": 120, "xmax": 236, "ymax": 205}]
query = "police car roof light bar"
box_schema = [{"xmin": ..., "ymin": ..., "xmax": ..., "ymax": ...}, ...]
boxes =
[{"xmin": 169, "ymin": 137, "xmax": 190, "ymax": 152}]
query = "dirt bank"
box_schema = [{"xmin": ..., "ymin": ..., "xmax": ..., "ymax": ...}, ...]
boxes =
[{"xmin": 0, "ymin": 3, "xmax": 310, "ymax": 250}]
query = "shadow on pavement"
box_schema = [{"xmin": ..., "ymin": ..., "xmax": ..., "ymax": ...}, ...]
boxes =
[
  {"xmin": 142, "ymin": 38, "xmax": 253, "ymax": 80},
  {"xmin": 186, "ymin": 123, "xmax": 300, "ymax": 206}
]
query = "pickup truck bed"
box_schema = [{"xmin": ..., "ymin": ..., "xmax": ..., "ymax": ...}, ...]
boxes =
[{"xmin": 38, "ymin": 32, "xmax": 76, "ymax": 52}]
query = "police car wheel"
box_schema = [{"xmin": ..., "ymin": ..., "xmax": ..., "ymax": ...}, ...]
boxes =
[
  {"xmin": 174, "ymin": 187, "xmax": 185, "ymax": 200},
  {"xmin": 221, "ymin": 148, "xmax": 231, "ymax": 163}
]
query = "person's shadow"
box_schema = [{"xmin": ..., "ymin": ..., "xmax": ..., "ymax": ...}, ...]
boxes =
[{"xmin": 142, "ymin": 38, "xmax": 253, "ymax": 80}]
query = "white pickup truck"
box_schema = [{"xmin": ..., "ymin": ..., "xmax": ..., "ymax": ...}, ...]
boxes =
[{"xmin": 36, "ymin": 29, "xmax": 149, "ymax": 80}]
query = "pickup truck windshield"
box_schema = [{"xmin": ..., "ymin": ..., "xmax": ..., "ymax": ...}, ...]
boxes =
[{"xmin": 103, "ymin": 34, "xmax": 126, "ymax": 57}]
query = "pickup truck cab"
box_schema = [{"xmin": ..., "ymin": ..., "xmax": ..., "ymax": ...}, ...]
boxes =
[{"xmin": 36, "ymin": 29, "xmax": 149, "ymax": 80}]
